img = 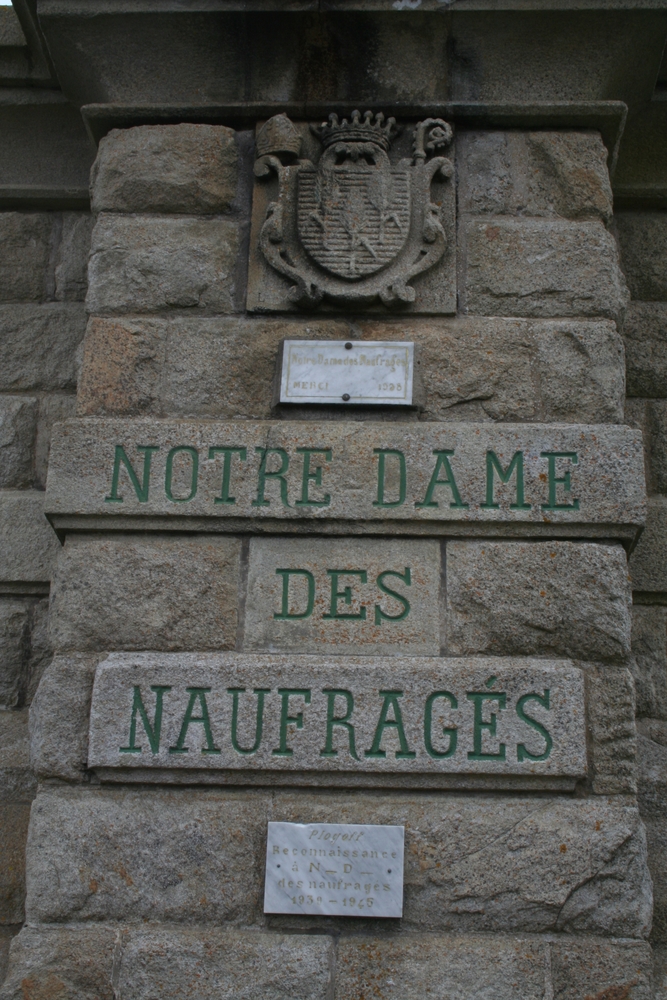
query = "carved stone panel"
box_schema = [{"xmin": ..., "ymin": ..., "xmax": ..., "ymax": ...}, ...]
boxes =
[{"xmin": 246, "ymin": 112, "xmax": 456, "ymax": 315}]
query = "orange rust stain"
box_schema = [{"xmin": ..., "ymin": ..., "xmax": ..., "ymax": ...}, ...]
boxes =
[{"xmin": 559, "ymin": 844, "xmax": 567, "ymax": 853}]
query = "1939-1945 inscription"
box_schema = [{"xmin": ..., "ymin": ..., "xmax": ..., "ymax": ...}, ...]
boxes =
[
  {"xmin": 45, "ymin": 420, "xmax": 645, "ymax": 541},
  {"xmin": 88, "ymin": 653, "xmax": 587, "ymax": 790}
]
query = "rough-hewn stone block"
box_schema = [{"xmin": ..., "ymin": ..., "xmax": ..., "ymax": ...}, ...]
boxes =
[
  {"xmin": 632, "ymin": 606, "xmax": 667, "ymax": 719},
  {"xmin": 637, "ymin": 734, "xmax": 667, "ymax": 942},
  {"xmin": 0, "ymin": 600, "xmax": 28, "ymax": 709},
  {"xmin": 48, "ymin": 534, "xmax": 241, "ymax": 652},
  {"xmin": 30, "ymin": 655, "xmax": 96, "ymax": 782},
  {"xmin": 86, "ymin": 214, "xmax": 241, "ymax": 314},
  {"xmin": 0, "ymin": 710, "xmax": 35, "ymax": 801},
  {"xmin": 457, "ymin": 130, "xmax": 613, "ymax": 222},
  {"xmin": 446, "ymin": 541, "xmax": 632, "ymax": 660},
  {"xmin": 656, "ymin": 943, "xmax": 667, "ymax": 999},
  {"xmin": 549, "ymin": 937, "xmax": 653, "ymax": 1000},
  {"xmin": 0, "ymin": 213, "xmax": 51, "ymax": 303},
  {"xmin": 0, "ymin": 304, "xmax": 86, "ymax": 392},
  {"xmin": 0, "ymin": 491, "xmax": 59, "ymax": 585},
  {"xmin": 630, "ymin": 495, "xmax": 667, "ymax": 595},
  {"xmin": 76, "ymin": 315, "xmax": 625, "ymax": 425},
  {"xmin": 464, "ymin": 218, "xmax": 628, "ymax": 319},
  {"xmin": 244, "ymin": 537, "xmax": 441, "ymax": 655},
  {"xmin": 587, "ymin": 667, "xmax": 637, "ymax": 795},
  {"xmin": 0, "ymin": 924, "xmax": 117, "ymax": 1000},
  {"xmin": 25, "ymin": 788, "xmax": 651, "ymax": 937},
  {"xmin": 0, "ymin": 396, "xmax": 36, "ymax": 490},
  {"xmin": 0, "ymin": 803, "xmax": 30, "ymax": 923},
  {"xmin": 624, "ymin": 302, "xmax": 667, "ymax": 398},
  {"xmin": 91, "ymin": 124, "xmax": 239, "ymax": 215},
  {"xmin": 616, "ymin": 211, "xmax": 667, "ymax": 301},
  {"xmin": 34, "ymin": 394, "xmax": 76, "ymax": 490},
  {"xmin": 54, "ymin": 212, "xmax": 93, "ymax": 302}
]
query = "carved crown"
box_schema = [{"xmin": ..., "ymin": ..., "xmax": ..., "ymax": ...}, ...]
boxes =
[
  {"xmin": 313, "ymin": 110, "xmax": 398, "ymax": 152},
  {"xmin": 256, "ymin": 113, "xmax": 302, "ymax": 159}
]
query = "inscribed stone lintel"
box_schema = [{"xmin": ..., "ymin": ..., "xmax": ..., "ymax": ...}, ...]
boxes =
[
  {"xmin": 88, "ymin": 653, "xmax": 587, "ymax": 790},
  {"xmin": 45, "ymin": 419, "xmax": 646, "ymax": 544}
]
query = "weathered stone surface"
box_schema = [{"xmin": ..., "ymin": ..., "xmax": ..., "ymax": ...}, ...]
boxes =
[
  {"xmin": 644, "ymin": 401, "xmax": 667, "ymax": 495},
  {"xmin": 35, "ymin": 394, "xmax": 76, "ymax": 490},
  {"xmin": 0, "ymin": 213, "xmax": 51, "ymax": 303},
  {"xmin": 446, "ymin": 541, "xmax": 632, "ymax": 661},
  {"xmin": 118, "ymin": 927, "xmax": 331, "ymax": 1000},
  {"xmin": 457, "ymin": 130, "xmax": 613, "ymax": 222},
  {"xmin": 76, "ymin": 315, "xmax": 625, "ymax": 425},
  {"xmin": 336, "ymin": 933, "xmax": 546, "ymax": 1000},
  {"xmin": 30, "ymin": 655, "xmax": 96, "ymax": 782},
  {"xmin": 655, "ymin": 944, "xmax": 667, "ymax": 1000},
  {"xmin": 464, "ymin": 218, "xmax": 628, "ymax": 319},
  {"xmin": 638, "ymin": 734, "xmax": 667, "ymax": 942},
  {"xmin": 54, "ymin": 212, "xmax": 93, "ymax": 302},
  {"xmin": 0, "ymin": 396, "xmax": 36, "ymax": 489},
  {"xmin": 587, "ymin": 667, "xmax": 637, "ymax": 795},
  {"xmin": 632, "ymin": 606, "xmax": 667, "ymax": 719},
  {"xmin": 616, "ymin": 211, "xmax": 667, "ymax": 301},
  {"xmin": 244, "ymin": 538, "xmax": 441, "ymax": 655},
  {"xmin": 0, "ymin": 491, "xmax": 60, "ymax": 584},
  {"xmin": 91, "ymin": 124, "xmax": 239, "ymax": 215},
  {"xmin": 549, "ymin": 937, "xmax": 653, "ymax": 1000},
  {"xmin": 0, "ymin": 710, "xmax": 35, "ymax": 801},
  {"xmin": 49, "ymin": 534, "xmax": 241, "ymax": 652},
  {"xmin": 0, "ymin": 304, "xmax": 86, "ymax": 392},
  {"xmin": 88, "ymin": 653, "xmax": 586, "ymax": 786},
  {"xmin": 0, "ymin": 600, "xmax": 28, "ymax": 709},
  {"xmin": 24, "ymin": 598, "xmax": 52, "ymax": 707},
  {"xmin": 0, "ymin": 924, "xmax": 117, "ymax": 1000},
  {"xmin": 0, "ymin": 803, "xmax": 30, "ymax": 923},
  {"xmin": 44, "ymin": 420, "xmax": 646, "ymax": 542},
  {"xmin": 25, "ymin": 788, "xmax": 650, "ymax": 936},
  {"xmin": 630, "ymin": 495, "xmax": 667, "ymax": 594},
  {"xmin": 638, "ymin": 718, "xmax": 667, "ymax": 746},
  {"xmin": 86, "ymin": 214, "xmax": 241, "ymax": 314},
  {"xmin": 624, "ymin": 302, "xmax": 667, "ymax": 399}
]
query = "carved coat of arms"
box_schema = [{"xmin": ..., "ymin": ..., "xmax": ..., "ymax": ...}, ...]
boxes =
[{"xmin": 253, "ymin": 110, "xmax": 454, "ymax": 309}]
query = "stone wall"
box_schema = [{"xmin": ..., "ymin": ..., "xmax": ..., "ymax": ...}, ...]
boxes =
[{"xmin": 0, "ymin": 118, "xmax": 659, "ymax": 998}]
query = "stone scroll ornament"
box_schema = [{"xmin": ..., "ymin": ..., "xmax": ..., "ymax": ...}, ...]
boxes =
[{"xmin": 254, "ymin": 111, "xmax": 454, "ymax": 308}]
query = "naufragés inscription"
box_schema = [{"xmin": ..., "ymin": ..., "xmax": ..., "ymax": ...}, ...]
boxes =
[
  {"xmin": 88, "ymin": 653, "xmax": 587, "ymax": 788},
  {"xmin": 45, "ymin": 420, "xmax": 645, "ymax": 540},
  {"xmin": 264, "ymin": 822, "xmax": 404, "ymax": 918},
  {"xmin": 279, "ymin": 340, "xmax": 414, "ymax": 405}
]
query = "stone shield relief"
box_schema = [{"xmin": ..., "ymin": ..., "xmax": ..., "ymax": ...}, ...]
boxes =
[{"xmin": 246, "ymin": 112, "xmax": 456, "ymax": 314}]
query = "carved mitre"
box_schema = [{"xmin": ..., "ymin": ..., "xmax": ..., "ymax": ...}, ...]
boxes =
[{"xmin": 254, "ymin": 110, "xmax": 454, "ymax": 309}]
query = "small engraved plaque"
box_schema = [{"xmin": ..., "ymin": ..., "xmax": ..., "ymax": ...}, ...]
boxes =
[
  {"xmin": 264, "ymin": 821, "xmax": 404, "ymax": 917},
  {"xmin": 279, "ymin": 340, "xmax": 414, "ymax": 405}
]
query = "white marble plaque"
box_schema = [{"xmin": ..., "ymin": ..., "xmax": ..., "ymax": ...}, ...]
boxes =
[
  {"xmin": 279, "ymin": 340, "xmax": 414, "ymax": 404},
  {"xmin": 264, "ymin": 822, "xmax": 404, "ymax": 917}
]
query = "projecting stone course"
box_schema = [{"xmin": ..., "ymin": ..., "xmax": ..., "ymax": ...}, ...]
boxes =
[
  {"xmin": 76, "ymin": 315, "xmax": 625, "ymax": 424},
  {"xmin": 24, "ymin": 787, "xmax": 651, "ymax": 937},
  {"xmin": 91, "ymin": 124, "xmax": 239, "ymax": 215},
  {"xmin": 463, "ymin": 219, "xmax": 628, "ymax": 319},
  {"xmin": 446, "ymin": 541, "xmax": 632, "ymax": 660},
  {"xmin": 86, "ymin": 214, "xmax": 241, "ymax": 314},
  {"xmin": 49, "ymin": 534, "xmax": 241, "ymax": 652}
]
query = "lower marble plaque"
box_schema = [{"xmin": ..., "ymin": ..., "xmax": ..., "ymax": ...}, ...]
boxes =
[
  {"xmin": 87, "ymin": 653, "xmax": 587, "ymax": 790},
  {"xmin": 264, "ymin": 822, "xmax": 404, "ymax": 918}
]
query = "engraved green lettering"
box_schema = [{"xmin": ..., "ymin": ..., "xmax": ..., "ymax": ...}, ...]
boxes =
[
  {"xmin": 105, "ymin": 444, "xmax": 159, "ymax": 503},
  {"xmin": 165, "ymin": 446, "xmax": 198, "ymax": 502},
  {"xmin": 169, "ymin": 687, "xmax": 221, "ymax": 755},
  {"xmin": 415, "ymin": 450, "xmax": 469, "ymax": 509},
  {"xmin": 373, "ymin": 449, "xmax": 406, "ymax": 508},
  {"xmin": 364, "ymin": 690, "xmax": 416, "ymax": 759},
  {"xmin": 228, "ymin": 687, "xmax": 270, "ymax": 755},
  {"xmin": 323, "ymin": 570, "xmax": 367, "ymax": 620},
  {"xmin": 119, "ymin": 684, "xmax": 171, "ymax": 754},
  {"xmin": 375, "ymin": 567, "xmax": 411, "ymax": 624},
  {"xmin": 273, "ymin": 688, "xmax": 311, "ymax": 757},
  {"xmin": 295, "ymin": 448, "xmax": 332, "ymax": 507},
  {"xmin": 423, "ymin": 691, "xmax": 458, "ymax": 759},
  {"xmin": 480, "ymin": 450, "xmax": 531, "ymax": 510},
  {"xmin": 208, "ymin": 447, "xmax": 247, "ymax": 505},
  {"xmin": 320, "ymin": 689, "xmax": 359, "ymax": 760},
  {"xmin": 252, "ymin": 447, "xmax": 291, "ymax": 507},
  {"xmin": 467, "ymin": 689, "xmax": 507, "ymax": 760},
  {"xmin": 274, "ymin": 569, "xmax": 315, "ymax": 619},
  {"xmin": 516, "ymin": 690, "xmax": 553, "ymax": 761},
  {"xmin": 540, "ymin": 452, "xmax": 579, "ymax": 511}
]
